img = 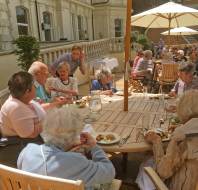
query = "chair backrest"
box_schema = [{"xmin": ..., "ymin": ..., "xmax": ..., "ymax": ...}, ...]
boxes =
[
  {"xmin": 144, "ymin": 167, "xmax": 169, "ymax": 190},
  {"xmin": 160, "ymin": 63, "xmax": 179, "ymax": 82},
  {"xmin": 0, "ymin": 164, "xmax": 84, "ymax": 190}
]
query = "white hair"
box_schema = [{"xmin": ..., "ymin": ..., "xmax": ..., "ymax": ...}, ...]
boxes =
[
  {"xmin": 177, "ymin": 90, "xmax": 198, "ymax": 123},
  {"xmin": 143, "ymin": 50, "xmax": 152, "ymax": 59},
  {"xmin": 96, "ymin": 68, "xmax": 111, "ymax": 80},
  {"xmin": 41, "ymin": 106, "xmax": 88, "ymax": 150},
  {"xmin": 177, "ymin": 50, "xmax": 184, "ymax": 56},
  {"xmin": 28, "ymin": 61, "xmax": 48, "ymax": 76},
  {"xmin": 56, "ymin": 61, "xmax": 70, "ymax": 73}
]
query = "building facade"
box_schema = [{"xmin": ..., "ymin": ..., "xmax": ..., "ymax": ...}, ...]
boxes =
[{"xmin": 0, "ymin": 0, "xmax": 126, "ymax": 51}]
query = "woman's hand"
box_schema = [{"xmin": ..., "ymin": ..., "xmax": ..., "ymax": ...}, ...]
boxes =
[
  {"xmin": 145, "ymin": 131, "xmax": 161, "ymax": 144},
  {"xmin": 80, "ymin": 50, "xmax": 85, "ymax": 62},
  {"xmin": 53, "ymin": 96, "xmax": 73, "ymax": 105},
  {"xmin": 80, "ymin": 132, "xmax": 96, "ymax": 149},
  {"xmin": 101, "ymin": 90, "xmax": 113, "ymax": 96}
]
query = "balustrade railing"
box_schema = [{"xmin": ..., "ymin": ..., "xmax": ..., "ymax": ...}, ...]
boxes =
[{"xmin": 40, "ymin": 37, "xmax": 124, "ymax": 65}]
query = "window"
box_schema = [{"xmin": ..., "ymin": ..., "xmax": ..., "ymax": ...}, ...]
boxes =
[
  {"xmin": 43, "ymin": 12, "xmax": 52, "ymax": 41},
  {"xmin": 114, "ymin": 18, "xmax": 123, "ymax": 37},
  {"xmin": 71, "ymin": 13, "xmax": 77, "ymax": 40},
  {"xmin": 77, "ymin": 15, "xmax": 84, "ymax": 40},
  {"xmin": 16, "ymin": 6, "xmax": 29, "ymax": 35}
]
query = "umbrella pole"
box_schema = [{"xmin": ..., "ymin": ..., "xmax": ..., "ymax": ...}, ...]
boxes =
[
  {"xmin": 124, "ymin": 0, "xmax": 132, "ymax": 111},
  {"xmin": 168, "ymin": 18, "xmax": 171, "ymax": 46}
]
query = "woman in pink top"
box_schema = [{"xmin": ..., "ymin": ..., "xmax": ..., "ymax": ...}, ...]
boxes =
[
  {"xmin": 0, "ymin": 71, "xmax": 46, "ymax": 167},
  {"xmin": 131, "ymin": 50, "xmax": 144, "ymax": 78}
]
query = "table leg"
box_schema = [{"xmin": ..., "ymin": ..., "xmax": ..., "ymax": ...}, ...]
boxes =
[{"xmin": 122, "ymin": 153, "xmax": 128, "ymax": 173}]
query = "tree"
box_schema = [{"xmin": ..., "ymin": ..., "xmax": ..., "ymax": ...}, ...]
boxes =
[{"xmin": 13, "ymin": 36, "xmax": 40, "ymax": 71}]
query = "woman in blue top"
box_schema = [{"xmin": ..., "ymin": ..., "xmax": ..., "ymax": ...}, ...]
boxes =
[
  {"xmin": 91, "ymin": 68, "xmax": 116, "ymax": 95},
  {"xmin": 17, "ymin": 107, "xmax": 115, "ymax": 190}
]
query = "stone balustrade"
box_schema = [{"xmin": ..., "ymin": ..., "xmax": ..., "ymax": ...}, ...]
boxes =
[{"xmin": 40, "ymin": 37, "xmax": 124, "ymax": 65}]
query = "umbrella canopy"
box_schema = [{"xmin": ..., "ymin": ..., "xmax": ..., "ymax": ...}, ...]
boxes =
[
  {"xmin": 161, "ymin": 27, "xmax": 198, "ymax": 35},
  {"xmin": 131, "ymin": 2, "xmax": 198, "ymax": 29}
]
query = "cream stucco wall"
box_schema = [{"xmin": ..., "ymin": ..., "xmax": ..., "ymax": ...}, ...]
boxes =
[
  {"xmin": 0, "ymin": 0, "xmax": 94, "ymax": 49},
  {"xmin": 93, "ymin": 4, "xmax": 126, "ymax": 39}
]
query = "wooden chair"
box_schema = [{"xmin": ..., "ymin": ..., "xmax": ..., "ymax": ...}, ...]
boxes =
[
  {"xmin": 129, "ymin": 75, "xmax": 144, "ymax": 93},
  {"xmin": 0, "ymin": 164, "xmax": 121, "ymax": 190},
  {"xmin": 144, "ymin": 167, "xmax": 169, "ymax": 190},
  {"xmin": 158, "ymin": 63, "xmax": 179, "ymax": 93},
  {"xmin": 145, "ymin": 167, "xmax": 198, "ymax": 190}
]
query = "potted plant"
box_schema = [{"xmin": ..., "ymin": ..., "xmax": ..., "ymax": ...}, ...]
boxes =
[{"xmin": 13, "ymin": 36, "xmax": 40, "ymax": 71}]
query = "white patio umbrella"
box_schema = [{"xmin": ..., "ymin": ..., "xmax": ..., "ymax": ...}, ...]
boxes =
[
  {"xmin": 161, "ymin": 27, "xmax": 198, "ymax": 36},
  {"xmin": 131, "ymin": 2, "xmax": 198, "ymax": 29}
]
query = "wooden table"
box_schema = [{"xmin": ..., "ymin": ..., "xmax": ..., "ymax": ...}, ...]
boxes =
[{"xmin": 92, "ymin": 93, "xmax": 175, "ymax": 153}]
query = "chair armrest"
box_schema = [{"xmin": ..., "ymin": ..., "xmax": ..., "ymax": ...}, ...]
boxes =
[
  {"xmin": 109, "ymin": 179, "xmax": 122, "ymax": 190},
  {"xmin": 144, "ymin": 167, "xmax": 169, "ymax": 190}
]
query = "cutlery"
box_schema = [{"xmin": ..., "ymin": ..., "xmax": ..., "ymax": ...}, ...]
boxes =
[{"xmin": 119, "ymin": 129, "xmax": 133, "ymax": 146}]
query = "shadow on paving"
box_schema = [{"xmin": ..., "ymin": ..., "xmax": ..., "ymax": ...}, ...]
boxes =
[{"xmin": 110, "ymin": 152, "xmax": 152, "ymax": 190}]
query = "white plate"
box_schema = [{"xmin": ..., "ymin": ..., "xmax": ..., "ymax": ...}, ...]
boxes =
[
  {"xmin": 115, "ymin": 91, "xmax": 131, "ymax": 96},
  {"xmin": 96, "ymin": 132, "xmax": 120, "ymax": 145}
]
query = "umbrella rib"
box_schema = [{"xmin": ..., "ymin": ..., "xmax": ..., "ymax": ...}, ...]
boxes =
[
  {"xmin": 172, "ymin": 13, "xmax": 180, "ymax": 28},
  {"xmin": 172, "ymin": 13, "xmax": 187, "ymax": 19},
  {"xmin": 146, "ymin": 16, "xmax": 159, "ymax": 28},
  {"xmin": 155, "ymin": 13, "xmax": 169, "ymax": 19},
  {"xmin": 189, "ymin": 13, "xmax": 198, "ymax": 19}
]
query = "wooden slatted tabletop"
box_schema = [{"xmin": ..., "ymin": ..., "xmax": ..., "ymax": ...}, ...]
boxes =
[{"xmin": 92, "ymin": 93, "xmax": 175, "ymax": 153}]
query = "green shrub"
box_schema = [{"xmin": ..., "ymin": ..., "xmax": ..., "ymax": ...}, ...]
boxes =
[
  {"xmin": 137, "ymin": 34, "xmax": 151, "ymax": 50},
  {"xmin": 13, "ymin": 36, "xmax": 40, "ymax": 71}
]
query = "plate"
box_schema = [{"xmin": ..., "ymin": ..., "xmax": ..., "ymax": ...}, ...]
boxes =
[
  {"xmin": 115, "ymin": 91, "xmax": 131, "ymax": 96},
  {"xmin": 149, "ymin": 94, "xmax": 172, "ymax": 100},
  {"xmin": 96, "ymin": 132, "xmax": 120, "ymax": 145}
]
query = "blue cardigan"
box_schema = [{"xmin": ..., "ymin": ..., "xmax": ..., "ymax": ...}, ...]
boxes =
[{"xmin": 17, "ymin": 143, "xmax": 115, "ymax": 190}]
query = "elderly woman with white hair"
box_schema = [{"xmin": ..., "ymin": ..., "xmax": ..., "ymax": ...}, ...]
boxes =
[
  {"xmin": 17, "ymin": 107, "xmax": 115, "ymax": 190},
  {"xmin": 48, "ymin": 61, "xmax": 78, "ymax": 98},
  {"xmin": 91, "ymin": 68, "xmax": 116, "ymax": 95},
  {"xmin": 136, "ymin": 90, "xmax": 198, "ymax": 190},
  {"xmin": 28, "ymin": 61, "xmax": 70, "ymax": 110}
]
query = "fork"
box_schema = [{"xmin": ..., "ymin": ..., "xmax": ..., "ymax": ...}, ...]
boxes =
[{"xmin": 119, "ymin": 129, "xmax": 133, "ymax": 147}]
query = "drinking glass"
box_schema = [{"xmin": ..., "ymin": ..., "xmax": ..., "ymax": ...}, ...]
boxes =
[
  {"xmin": 88, "ymin": 91, "xmax": 102, "ymax": 121},
  {"xmin": 142, "ymin": 113, "xmax": 151, "ymax": 132}
]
